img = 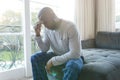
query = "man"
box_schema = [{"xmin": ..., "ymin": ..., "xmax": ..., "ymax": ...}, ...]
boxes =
[{"xmin": 31, "ymin": 7, "xmax": 83, "ymax": 80}]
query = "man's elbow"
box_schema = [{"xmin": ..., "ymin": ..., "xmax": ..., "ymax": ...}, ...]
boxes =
[{"xmin": 71, "ymin": 50, "xmax": 81, "ymax": 58}]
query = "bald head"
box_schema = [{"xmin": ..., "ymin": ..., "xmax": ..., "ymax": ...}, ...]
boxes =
[
  {"xmin": 38, "ymin": 7, "xmax": 56, "ymax": 19},
  {"xmin": 37, "ymin": 7, "xmax": 59, "ymax": 30}
]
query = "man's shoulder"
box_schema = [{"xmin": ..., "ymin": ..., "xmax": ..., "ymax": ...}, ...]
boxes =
[
  {"xmin": 62, "ymin": 19, "xmax": 75, "ymax": 27},
  {"xmin": 61, "ymin": 19, "xmax": 76, "ymax": 31}
]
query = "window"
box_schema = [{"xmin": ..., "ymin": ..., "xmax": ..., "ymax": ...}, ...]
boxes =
[
  {"xmin": 0, "ymin": 0, "xmax": 75, "ymax": 79},
  {"xmin": 0, "ymin": 0, "xmax": 24, "ymax": 72},
  {"xmin": 115, "ymin": 0, "xmax": 120, "ymax": 31}
]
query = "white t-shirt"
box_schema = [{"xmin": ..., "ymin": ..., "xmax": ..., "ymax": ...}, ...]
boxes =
[{"xmin": 35, "ymin": 19, "xmax": 82, "ymax": 66}]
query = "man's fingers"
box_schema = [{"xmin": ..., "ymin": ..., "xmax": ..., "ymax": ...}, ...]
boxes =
[
  {"xmin": 47, "ymin": 70, "xmax": 50, "ymax": 73},
  {"xmin": 45, "ymin": 66, "xmax": 51, "ymax": 73},
  {"xmin": 34, "ymin": 22, "xmax": 41, "ymax": 29}
]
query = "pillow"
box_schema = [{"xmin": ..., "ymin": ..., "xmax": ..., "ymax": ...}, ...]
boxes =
[{"xmin": 96, "ymin": 32, "xmax": 120, "ymax": 49}]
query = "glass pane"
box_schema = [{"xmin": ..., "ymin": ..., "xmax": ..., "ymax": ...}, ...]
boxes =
[
  {"xmin": 115, "ymin": 0, "xmax": 120, "ymax": 30},
  {"xmin": 0, "ymin": 35, "xmax": 24, "ymax": 72},
  {"xmin": 0, "ymin": 0, "xmax": 24, "ymax": 72},
  {"xmin": 0, "ymin": 0, "xmax": 23, "ymax": 33},
  {"xmin": 31, "ymin": 35, "xmax": 40, "ymax": 53},
  {"xmin": 30, "ymin": 0, "xmax": 75, "ymax": 27}
]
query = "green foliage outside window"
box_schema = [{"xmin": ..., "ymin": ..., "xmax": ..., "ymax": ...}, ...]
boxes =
[{"xmin": 0, "ymin": 10, "xmax": 39, "ymax": 71}]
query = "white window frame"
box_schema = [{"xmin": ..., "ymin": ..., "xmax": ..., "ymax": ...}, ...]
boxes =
[{"xmin": 23, "ymin": 0, "xmax": 32, "ymax": 77}]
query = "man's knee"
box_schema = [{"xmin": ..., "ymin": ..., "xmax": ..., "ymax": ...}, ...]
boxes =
[
  {"xmin": 31, "ymin": 51, "xmax": 46, "ymax": 63},
  {"xmin": 65, "ymin": 59, "xmax": 83, "ymax": 70}
]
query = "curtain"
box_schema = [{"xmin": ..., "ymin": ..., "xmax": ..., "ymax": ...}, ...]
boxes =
[
  {"xmin": 95, "ymin": 0, "xmax": 115, "ymax": 32},
  {"xmin": 76, "ymin": 0, "xmax": 115, "ymax": 40},
  {"xmin": 75, "ymin": 0, "xmax": 95, "ymax": 40}
]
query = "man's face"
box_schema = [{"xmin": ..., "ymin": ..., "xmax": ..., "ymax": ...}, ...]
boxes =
[{"xmin": 39, "ymin": 15, "xmax": 55, "ymax": 30}]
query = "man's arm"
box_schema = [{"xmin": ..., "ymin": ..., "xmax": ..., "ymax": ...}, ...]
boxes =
[
  {"xmin": 34, "ymin": 22, "xmax": 50, "ymax": 52},
  {"xmin": 35, "ymin": 33, "xmax": 50, "ymax": 52},
  {"xmin": 51, "ymin": 25, "xmax": 81, "ymax": 66}
]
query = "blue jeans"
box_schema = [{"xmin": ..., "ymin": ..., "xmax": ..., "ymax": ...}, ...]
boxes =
[{"xmin": 31, "ymin": 51, "xmax": 83, "ymax": 80}]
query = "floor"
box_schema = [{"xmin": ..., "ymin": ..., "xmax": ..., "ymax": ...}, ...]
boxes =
[
  {"xmin": 18, "ymin": 75, "xmax": 56, "ymax": 80},
  {"xmin": 15, "ymin": 72, "xmax": 58, "ymax": 80},
  {"xmin": 18, "ymin": 77, "xmax": 33, "ymax": 80}
]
